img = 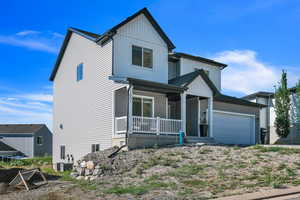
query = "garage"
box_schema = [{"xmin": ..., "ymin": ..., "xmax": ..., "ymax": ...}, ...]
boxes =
[{"xmin": 213, "ymin": 110, "xmax": 256, "ymax": 145}]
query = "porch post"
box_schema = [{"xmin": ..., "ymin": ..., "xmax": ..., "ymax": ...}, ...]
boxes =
[
  {"xmin": 181, "ymin": 92, "xmax": 186, "ymax": 135},
  {"xmin": 128, "ymin": 86, "xmax": 133, "ymax": 134},
  {"xmin": 208, "ymin": 97, "xmax": 213, "ymax": 137}
]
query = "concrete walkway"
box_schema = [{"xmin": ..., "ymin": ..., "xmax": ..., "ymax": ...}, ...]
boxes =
[
  {"xmin": 262, "ymin": 145, "xmax": 300, "ymax": 149},
  {"xmin": 215, "ymin": 186, "xmax": 300, "ymax": 200}
]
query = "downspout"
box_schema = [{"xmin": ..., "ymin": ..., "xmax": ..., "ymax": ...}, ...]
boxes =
[
  {"xmin": 266, "ymin": 95, "xmax": 272, "ymax": 144},
  {"xmin": 126, "ymin": 84, "xmax": 132, "ymax": 147}
]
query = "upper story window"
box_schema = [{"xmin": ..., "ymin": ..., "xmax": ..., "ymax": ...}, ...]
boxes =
[
  {"xmin": 132, "ymin": 45, "xmax": 153, "ymax": 69},
  {"xmin": 77, "ymin": 63, "xmax": 83, "ymax": 81}
]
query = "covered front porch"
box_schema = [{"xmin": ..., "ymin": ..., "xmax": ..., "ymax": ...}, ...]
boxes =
[{"xmin": 113, "ymin": 76, "xmax": 214, "ymax": 146}]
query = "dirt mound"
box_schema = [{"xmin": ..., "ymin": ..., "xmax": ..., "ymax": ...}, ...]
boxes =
[
  {"xmin": 80, "ymin": 147, "xmax": 149, "ymax": 175},
  {"xmin": 0, "ymin": 168, "xmax": 23, "ymax": 183}
]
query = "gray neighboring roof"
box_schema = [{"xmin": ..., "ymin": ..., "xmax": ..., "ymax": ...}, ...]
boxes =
[
  {"xmin": 0, "ymin": 124, "xmax": 45, "ymax": 134},
  {"xmin": 0, "ymin": 141, "xmax": 18, "ymax": 151},
  {"xmin": 171, "ymin": 52, "xmax": 227, "ymax": 69},
  {"xmin": 242, "ymin": 91, "xmax": 275, "ymax": 100},
  {"xmin": 215, "ymin": 94, "xmax": 266, "ymax": 108}
]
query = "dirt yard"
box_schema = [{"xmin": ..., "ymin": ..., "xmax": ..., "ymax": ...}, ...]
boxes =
[{"xmin": 2, "ymin": 145, "xmax": 300, "ymax": 200}]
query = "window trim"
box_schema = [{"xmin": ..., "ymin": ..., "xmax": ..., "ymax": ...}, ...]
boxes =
[
  {"xmin": 37, "ymin": 136, "xmax": 43, "ymax": 145},
  {"xmin": 133, "ymin": 95, "xmax": 155, "ymax": 117},
  {"xmin": 131, "ymin": 45, "xmax": 153, "ymax": 70}
]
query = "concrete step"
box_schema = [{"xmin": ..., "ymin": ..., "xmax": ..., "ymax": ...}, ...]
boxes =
[{"xmin": 184, "ymin": 137, "xmax": 215, "ymax": 144}]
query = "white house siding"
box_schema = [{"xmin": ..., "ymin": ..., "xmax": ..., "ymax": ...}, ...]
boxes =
[
  {"xmin": 180, "ymin": 58, "xmax": 222, "ymax": 91},
  {"xmin": 113, "ymin": 14, "xmax": 169, "ymax": 84},
  {"xmin": 53, "ymin": 33, "xmax": 125, "ymax": 165},
  {"xmin": 257, "ymin": 97, "xmax": 268, "ymax": 129},
  {"xmin": 1, "ymin": 136, "xmax": 34, "ymax": 157},
  {"xmin": 186, "ymin": 76, "xmax": 213, "ymax": 98}
]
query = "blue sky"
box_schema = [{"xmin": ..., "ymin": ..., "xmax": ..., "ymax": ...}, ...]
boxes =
[{"xmin": 0, "ymin": 0, "xmax": 300, "ymax": 128}]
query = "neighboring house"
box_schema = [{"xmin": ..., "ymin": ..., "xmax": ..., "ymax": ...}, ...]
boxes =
[
  {"xmin": 50, "ymin": 8, "xmax": 264, "ymax": 167},
  {"xmin": 243, "ymin": 89, "xmax": 299, "ymax": 144},
  {"xmin": 0, "ymin": 124, "xmax": 52, "ymax": 158},
  {"xmin": 0, "ymin": 141, "xmax": 21, "ymax": 157}
]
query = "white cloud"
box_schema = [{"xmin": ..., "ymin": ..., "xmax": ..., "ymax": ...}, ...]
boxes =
[
  {"xmin": 213, "ymin": 50, "xmax": 300, "ymax": 95},
  {"xmin": 0, "ymin": 30, "xmax": 63, "ymax": 53},
  {"xmin": 0, "ymin": 91, "xmax": 52, "ymax": 130},
  {"xmin": 23, "ymin": 94, "xmax": 53, "ymax": 102},
  {"xmin": 16, "ymin": 30, "xmax": 41, "ymax": 36}
]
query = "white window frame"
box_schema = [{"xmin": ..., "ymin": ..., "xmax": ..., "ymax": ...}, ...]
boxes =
[
  {"xmin": 132, "ymin": 45, "xmax": 153, "ymax": 70},
  {"xmin": 133, "ymin": 95, "xmax": 155, "ymax": 117}
]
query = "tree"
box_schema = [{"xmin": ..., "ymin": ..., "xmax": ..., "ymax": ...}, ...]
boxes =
[
  {"xmin": 274, "ymin": 70, "xmax": 291, "ymax": 138},
  {"xmin": 295, "ymin": 80, "xmax": 300, "ymax": 130}
]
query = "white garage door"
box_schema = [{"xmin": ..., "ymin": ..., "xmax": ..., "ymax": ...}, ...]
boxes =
[{"xmin": 213, "ymin": 110, "xmax": 255, "ymax": 145}]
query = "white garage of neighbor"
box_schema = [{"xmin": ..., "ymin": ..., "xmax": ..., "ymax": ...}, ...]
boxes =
[{"xmin": 213, "ymin": 110, "xmax": 256, "ymax": 145}]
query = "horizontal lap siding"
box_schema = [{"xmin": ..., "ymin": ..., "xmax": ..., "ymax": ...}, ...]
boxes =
[{"xmin": 53, "ymin": 33, "xmax": 125, "ymax": 164}]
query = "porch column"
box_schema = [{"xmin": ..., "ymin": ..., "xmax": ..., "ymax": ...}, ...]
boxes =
[
  {"xmin": 208, "ymin": 97, "xmax": 213, "ymax": 137},
  {"xmin": 128, "ymin": 85, "xmax": 133, "ymax": 134},
  {"xmin": 181, "ymin": 92, "xmax": 186, "ymax": 135}
]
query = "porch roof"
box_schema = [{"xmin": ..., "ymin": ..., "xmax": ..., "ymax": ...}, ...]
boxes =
[
  {"xmin": 169, "ymin": 69, "xmax": 219, "ymax": 95},
  {"xmin": 127, "ymin": 77, "xmax": 186, "ymax": 94}
]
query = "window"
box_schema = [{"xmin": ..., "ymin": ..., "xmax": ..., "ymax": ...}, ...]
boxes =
[
  {"xmin": 133, "ymin": 96, "xmax": 154, "ymax": 117},
  {"xmin": 132, "ymin": 45, "xmax": 153, "ymax": 69},
  {"xmin": 37, "ymin": 136, "xmax": 43, "ymax": 145},
  {"xmin": 60, "ymin": 145, "xmax": 66, "ymax": 159},
  {"xmin": 77, "ymin": 63, "xmax": 83, "ymax": 81},
  {"xmin": 91, "ymin": 144, "xmax": 100, "ymax": 153}
]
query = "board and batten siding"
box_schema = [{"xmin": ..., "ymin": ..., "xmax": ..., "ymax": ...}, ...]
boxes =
[
  {"xmin": 53, "ymin": 33, "xmax": 125, "ymax": 164},
  {"xmin": 113, "ymin": 14, "xmax": 169, "ymax": 84},
  {"xmin": 133, "ymin": 90, "xmax": 167, "ymax": 118},
  {"xmin": 180, "ymin": 58, "xmax": 222, "ymax": 91}
]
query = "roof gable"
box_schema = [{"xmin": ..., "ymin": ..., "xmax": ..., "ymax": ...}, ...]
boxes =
[{"xmin": 97, "ymin": 8, "xmax": 175, "ymax": 50}]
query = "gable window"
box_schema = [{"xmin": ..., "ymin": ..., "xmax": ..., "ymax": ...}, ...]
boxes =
[
  {"xmin": 132, "ymin": 45, "xmax": 153, "ymax": 69},
  {"xmin": 133, "ymin": 96, "xmax": 154, "ymax": 117},
  {"xmin": 77, "ymin": 63, "xmax": 83, "ymax": 81},
  {"xmin": 91, "ymin": 144, "xmax": 100, "ymax": 153},
  {"xmin": 37, "ymin": 136, "xmax": 43, "ymax": 145},
  {"xmin": 60, "ymin": 145, "xmax": 66, "ymax": 159}
]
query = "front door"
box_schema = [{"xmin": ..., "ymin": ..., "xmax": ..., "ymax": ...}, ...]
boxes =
[{"xmin": 186, "ymin": 97, "xmax": 198, "ymax": 136}]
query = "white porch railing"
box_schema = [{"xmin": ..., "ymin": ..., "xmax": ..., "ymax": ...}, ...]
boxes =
[
  {"xmin": 115, "ymin": 116, "xmax": 127, "ymax": 134},
  {"xmin": 114, "ymin": 116, "xmax": 182, "ymax": 135}
]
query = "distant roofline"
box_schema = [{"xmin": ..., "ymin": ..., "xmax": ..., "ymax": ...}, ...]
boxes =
[
  {"xmin": 171, "ymin": 52, "xmax": 228, "ymax": 69},
  {"xmin": 242, "ymin": 91, "xmax": 275, "ymax": 100}
]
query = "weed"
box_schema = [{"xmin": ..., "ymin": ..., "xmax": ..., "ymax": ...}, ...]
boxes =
[
  {"xmin": 182, "ymin": 179, "xmax": 208, "ymax": 188},
  {"xmin": 168, "ymin": 164, "xmax": 207, "ymax": 178}
]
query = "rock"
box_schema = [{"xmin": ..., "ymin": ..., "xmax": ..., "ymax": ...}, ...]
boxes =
[
  {"xmin": 80, "ymin": 161, "xmax": 87, "ymax": 168},
  {"xmin": 85, "ymin": 168, "xmax": 93, "ymax": 176},
  {"xmin": 79, "ymin": 167, "xmax": 85, "ymax": 176},
  {"xmin": 92, "ymin": 168, "xmax": 102, "ymax": 176},
  {"xmin": 0, "ymin": 183, "xmax": 8, "ymax": 194},
  {"xmin": 76, "ymin": 176, "xmax": 84, "ymax": 180},
  {"xmin": 70, "ymin": 172, "xmax": 79, "ymax": 178},
  {"xmin": 84, "ymin": 176, "xmax": 90, "ymax": 181},
  {"xmin": 86, "ymin": 161, "xmax": 95, "ymax": 169}
]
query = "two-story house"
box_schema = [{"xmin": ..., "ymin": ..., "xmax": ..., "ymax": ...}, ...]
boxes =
[
  {"xmin": 244, "ymin": 88, "xmax": 300, "ymax": 145},
  {"xmin": 50, "ymin": 8, "xmax": 264, "ymax": 167}
]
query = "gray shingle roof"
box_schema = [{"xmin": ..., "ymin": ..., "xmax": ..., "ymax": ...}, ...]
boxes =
[
  {"xmin": 0, "ymin": 141, "xmax": 18, "ymax": 151},
  {"xmin": 242, "ymin": 91, "xmax": 274, "ymax": 100},
  {"xmin": 0, "ymin": 124, "xmax": 45, "ymax": 134}
]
